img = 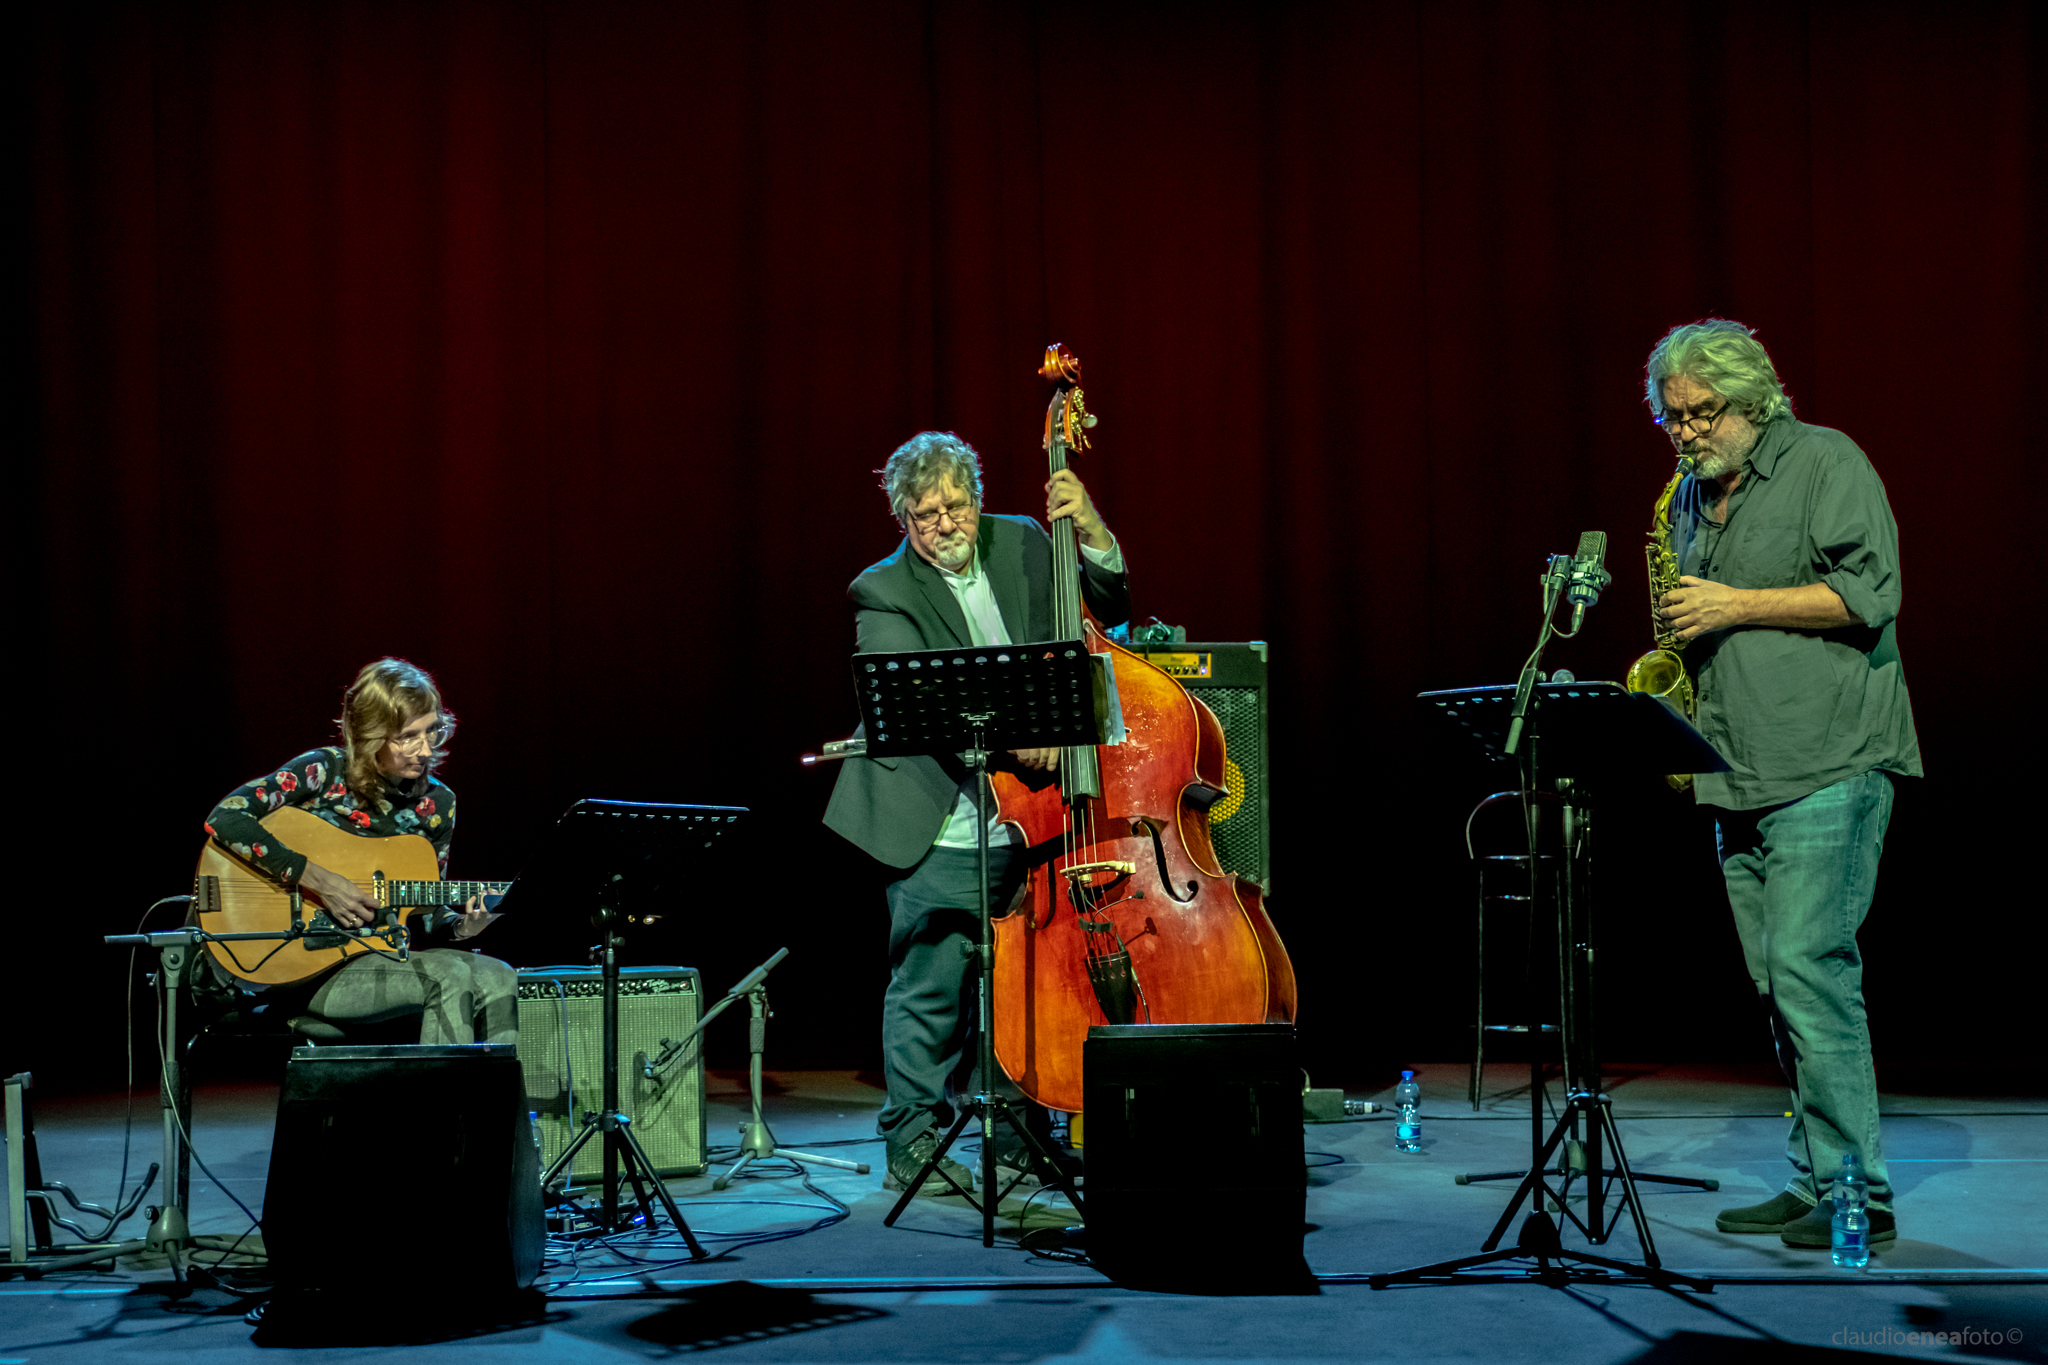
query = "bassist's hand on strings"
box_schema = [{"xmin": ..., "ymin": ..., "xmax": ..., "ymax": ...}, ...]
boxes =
[
  {"xmin": 1008, "ymin": 747, "xmax": 1061, "ymax": 772},
  {"xmin": 299, "ymin": 862, "xmax": 380, "ymax": 928},
  {"xmin": 1045, "ymin": 469, "xmax": 1113, "ymax": 553}
]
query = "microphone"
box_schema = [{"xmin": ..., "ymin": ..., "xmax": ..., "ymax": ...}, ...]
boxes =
[{"xmin": 1565, "ymin": 530, "xmax": 1610, "ymax": 634}]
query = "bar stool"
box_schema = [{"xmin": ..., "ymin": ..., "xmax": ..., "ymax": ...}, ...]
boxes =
[{"xmin": 1466, "ymin": 790, "xmax": 1564, "ymax": 1117}]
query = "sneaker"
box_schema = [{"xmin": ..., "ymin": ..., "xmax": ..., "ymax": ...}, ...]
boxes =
[
  {"xmin": 1780, "ymin": 1200, "xmax": 1897, "ymax": 1249},
  {"xmin": 883, "ymin": 1130, "xmax": 975, "ymax": 1196},
  {"xmin": 992, "ymin": 1135, "xmax": 1084, "ymax": 1185},
  {"xmin": 1715, "ymin": 1190, "xmax": 1813, "ymax": 1233}
]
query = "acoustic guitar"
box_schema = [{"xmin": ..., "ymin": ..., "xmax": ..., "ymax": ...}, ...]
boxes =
[{"xmin": 193, "ymin": 805, "xmax": 509, "ymax": 987}]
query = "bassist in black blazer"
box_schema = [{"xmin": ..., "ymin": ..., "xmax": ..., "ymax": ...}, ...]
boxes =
[{"xmin": 823, "ymin": 431, "xmax": 1128, "ymax": 1192}]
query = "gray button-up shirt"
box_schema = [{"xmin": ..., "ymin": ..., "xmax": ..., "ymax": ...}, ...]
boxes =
[{"xmin": 1670, "ymin": 417, "xmax": 1922, "ymax": 810}]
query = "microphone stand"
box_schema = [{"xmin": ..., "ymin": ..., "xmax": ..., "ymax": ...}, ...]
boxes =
[
  {"xmin": 1504, "ymin": 555, "xmax": 1571, "ymax": 759},
  {"xmin": 96, "ymin": 924, "xmax": 326, "ymax": 1281},
  {"xmin": 639, "ymin": 949, "xmax": 873, "ymax": 1188}
]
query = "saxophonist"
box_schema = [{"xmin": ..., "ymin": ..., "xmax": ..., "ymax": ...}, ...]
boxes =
[{"xmin": 1644, "ymin": 319, "xmax": 1921, "ymax": 1253}]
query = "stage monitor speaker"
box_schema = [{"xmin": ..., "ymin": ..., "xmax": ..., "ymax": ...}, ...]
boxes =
[
  {"xmin": 258, "ymin": 1043, "xmax": 542, "ymax": 1340},
  {"xmin": 1082, "ymin": 1023, "xmax": 1308, "ymax": 1292},
  {"xmin": 516, "ymin": 965, "xmax": 707, "ymax": 1179},
  {"xmin": 1122, "ymin": 641, "xmax": 1271, "ymax": 888}
]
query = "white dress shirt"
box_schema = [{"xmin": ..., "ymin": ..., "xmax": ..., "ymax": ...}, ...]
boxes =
[{"xmin": 931, "ymin": 536, "xmax": 1125, "ymax": 850}]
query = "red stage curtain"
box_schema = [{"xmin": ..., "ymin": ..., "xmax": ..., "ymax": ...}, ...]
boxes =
[{"xmin": 28, "ymin": 1, "xmax": 2039, "ymax": 1081}]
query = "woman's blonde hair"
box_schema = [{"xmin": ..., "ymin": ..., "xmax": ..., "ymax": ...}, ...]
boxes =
[
  {"xmin": 1644, "ymin": 318, "xmax": 1793, "ymax": 425},
  {"xmin": 338, "ymin": 657, "xmax": 452, "ymax": 807}
]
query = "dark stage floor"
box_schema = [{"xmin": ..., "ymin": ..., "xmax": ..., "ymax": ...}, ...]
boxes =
[{"xmin": 4, "ymin": 1062, "xmax": 2044, "ymax": 1362}]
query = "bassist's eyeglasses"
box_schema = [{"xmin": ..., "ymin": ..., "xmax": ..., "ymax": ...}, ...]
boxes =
[{"xmin": 906, "ymin": 502, "xmax": 978, "ymax": 533}]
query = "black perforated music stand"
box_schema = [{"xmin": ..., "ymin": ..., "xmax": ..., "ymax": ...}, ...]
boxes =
[
  {"xmin": 501, "ymin": 799, "xmax": 747, "ymax": 1253},
  {"xmin": 856, "ymin": 642, "xmax": 1099, "ymax": 1245},
  {"xmin": 1370, "ymin": 683, "xmax": 1726, "ymax": 1291}
]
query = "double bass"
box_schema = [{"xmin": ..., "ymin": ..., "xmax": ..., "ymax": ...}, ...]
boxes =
[{"xmin": 990, "ymin": 345, "xmax": 1296, "ymax": 1115}]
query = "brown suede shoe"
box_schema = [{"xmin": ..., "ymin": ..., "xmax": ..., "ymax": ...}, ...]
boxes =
[{"xmin": 1715, "ymin": 1190, "xmax": 1813, "ymax": 1233}]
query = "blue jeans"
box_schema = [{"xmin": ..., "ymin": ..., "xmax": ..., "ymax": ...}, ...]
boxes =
[{"xmin": 1715, "ymin": 769, "xmax": 1895, "ymax": 1210}]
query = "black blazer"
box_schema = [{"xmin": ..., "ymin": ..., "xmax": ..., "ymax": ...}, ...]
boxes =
[{"xmin": 822, "ymin": 513, "xmax": 1131, "ymax": 868}]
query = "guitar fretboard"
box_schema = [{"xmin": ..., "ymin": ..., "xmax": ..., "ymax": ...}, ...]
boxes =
[{"xmin": 379, "ymin": 879, "xmax": 512, "ymax": 906}]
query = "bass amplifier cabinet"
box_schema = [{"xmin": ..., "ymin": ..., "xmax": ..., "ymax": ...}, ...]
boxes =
[
  {"xmin": 1122, "ymin": 641, "xmax": 1271, "ymax": 888},
  {"xmin": 1082, "ymin": 1023, "xmax": 1307, "ymax": 1291},
  {"xmin": 258, "ymin": 1044, "xmax": 542, "ymax": 1341},
  {"xmin": 517, "ymin": 966, "xmax": 707, "ymax": 1179}
]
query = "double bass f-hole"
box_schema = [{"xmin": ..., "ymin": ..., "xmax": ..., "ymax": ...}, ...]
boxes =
[{"xmin": 1130, "ymin": 817, "xmax": 1198, "ymax": 903}]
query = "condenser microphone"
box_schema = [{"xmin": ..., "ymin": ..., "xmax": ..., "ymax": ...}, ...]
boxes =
[{"xmin": 1565, "ymin": 530, "xmax": 1610, "ymax": 634}]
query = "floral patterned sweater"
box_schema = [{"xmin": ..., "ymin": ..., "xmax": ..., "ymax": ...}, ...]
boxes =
[{"xmin": 204, "ymin": 746, "xmax": 457, "ymax": 891}]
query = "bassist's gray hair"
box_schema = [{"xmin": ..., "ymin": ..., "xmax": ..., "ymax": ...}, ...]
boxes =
[{"xmin": 878, "ymin": 431, "xmax": 984, "ymax": 524}]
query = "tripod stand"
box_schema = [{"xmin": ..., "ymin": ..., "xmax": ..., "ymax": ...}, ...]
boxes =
[
  {"xmin": 1374, "ymin": 680, "xmax": 1728, "ymax": 1292},
  {"xmin": 849, "ymin": 643, "xmax": 1097, "ymax": 1247},
  {"xmin": 715, "ymin": 983, "xmax": 872, "ymax": 1188},
  {"xmin": 1457, "ymin": 782, "xmax": 1721, "ymax": 1223},
  {"xmin": 85, "ymin": 922, "xmax": 330, "ymax": 1281},
  {"xmin": 638, "ymin": 948, "xmax": 872, "ymax": 1188},
  {"xmin": 500, "ymin": 799, "xmax": 747, "ymax": 1253},
  {"xmin": 541, "ymin": 911, "xmax": 705, "ymax": 1253}
]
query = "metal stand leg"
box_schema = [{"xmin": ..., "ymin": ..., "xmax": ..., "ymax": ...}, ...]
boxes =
[
  {"xmin": 714, "ymin": 988, "xmax": 869, "ymax": 1190},
  {"xmin": 541, "ymin": 926, "xmax": 708, "ymax": 1260},
  {"xmin": 1373, "ymin": 1088, "xmax": 1709, "ymax": 1292},
  {"xmin": 149, "ymin": 944, "xmax": 196, "ymax": 1281}
]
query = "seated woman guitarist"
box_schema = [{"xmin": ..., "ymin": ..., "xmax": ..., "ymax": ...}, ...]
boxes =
[{"xmin": 202, "ymin": 657, "xmax": 516, "ymax": 1044}]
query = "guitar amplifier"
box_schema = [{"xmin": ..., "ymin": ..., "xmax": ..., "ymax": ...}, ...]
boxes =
[
  {"xmin": 516, "ymin": 966, "xmax": 707, "ymax": 1178},
  {"xmin": 1122, "ymin": 641, "xmax": 1272, "ymax": 888}
]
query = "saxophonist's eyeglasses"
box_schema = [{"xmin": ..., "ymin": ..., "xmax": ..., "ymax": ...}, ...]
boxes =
[{"xmin": 1656, "ymin": 400, "xmax": 1731, "ymax": 442}]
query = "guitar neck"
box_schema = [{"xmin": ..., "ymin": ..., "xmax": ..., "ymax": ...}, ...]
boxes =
[{"xmin": 383, "ymin": 879, "xmax": 511, "ymax": 906}]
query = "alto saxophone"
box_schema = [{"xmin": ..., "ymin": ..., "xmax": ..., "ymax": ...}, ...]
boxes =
[{"xmin": 1625, "ymin": 456, "xmax": 1697, "ymax": 791}]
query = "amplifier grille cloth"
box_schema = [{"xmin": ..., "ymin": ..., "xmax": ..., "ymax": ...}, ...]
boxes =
[
  {"xmin": 516, "ymin": 968, "xmax": 706, "ymax": 1179},
  {"xmin": 1200, "ymin": 684, "xmax": 1265, "ymax": 881}
]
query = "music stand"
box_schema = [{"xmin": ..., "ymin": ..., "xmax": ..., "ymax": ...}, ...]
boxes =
[
  {"xmin": 856, "ymin": 642, "xmax": 1099, "ymax": 1246},
  {"xmin": 1370, "ymin": 683, "xmax": 1726, "ymax": 1292},
  {"xmin": 497, "ymin": 799, "xmax": 747, "ymax": 1254}
]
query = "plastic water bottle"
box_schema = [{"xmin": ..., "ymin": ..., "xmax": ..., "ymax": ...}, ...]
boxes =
[
  {"xmin": 1394, "ymin": 1070, "xmax": 1422, "ymax": 1153},
  {"xmin": 1831, "ymin": 1153, "xmax": 1870, "ymax": 1268}
]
